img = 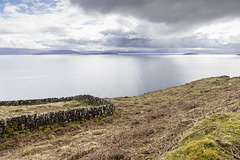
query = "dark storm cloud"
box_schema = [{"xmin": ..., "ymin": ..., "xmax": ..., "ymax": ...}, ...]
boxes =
[
  {"xmin": 103, "ymin": 36, "xmax": 222, "ymax": 49},
  {"xmin": 104, "ymin": 37, "xmax": 151, "ymax": 48},
  {"xmin": 70, "ymin": 0, "xmax": 240, "ymax": 27},
  {"xmin": 168, "ymin": 37, "xmax": 222, "ymax": 48}
]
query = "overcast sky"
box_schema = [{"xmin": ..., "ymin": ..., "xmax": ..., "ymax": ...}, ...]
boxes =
[{"xmin": 1, "ymin": 0, "xmax": 240, "ymax": 52}]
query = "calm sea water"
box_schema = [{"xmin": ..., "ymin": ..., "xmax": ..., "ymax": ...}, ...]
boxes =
[{"xmin": 0, "ymin": 54, "xmax": 240, "ymax": 100}]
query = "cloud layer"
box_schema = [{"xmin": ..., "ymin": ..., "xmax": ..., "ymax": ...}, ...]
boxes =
[
  {"xmin": 69, "ymin": 0, "xmax": 240, "ymax": 51},
  {"xmin": 70, "ymin": 0, "xmax": 240, "ymax": 27},
  {"xmin": 0, "ymin": 0, "xmax": 240, "ymax": 52}
]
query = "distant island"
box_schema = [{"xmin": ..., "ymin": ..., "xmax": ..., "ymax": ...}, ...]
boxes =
[
  {"xmin": 183, "ymin": 53, "xmax": 199, "ymax": 55},
  {"xmin": 0, "ymin": 48, "xmax": 119, "ymax": 55},
  {"xmin": 35, "ymin": 50, "xmax": 118, "ymax": 55}
]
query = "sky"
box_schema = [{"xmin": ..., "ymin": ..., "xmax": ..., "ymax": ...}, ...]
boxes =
[{"xmin": 1, "ymin": 0, "xmax": 240, "ymax": 52}]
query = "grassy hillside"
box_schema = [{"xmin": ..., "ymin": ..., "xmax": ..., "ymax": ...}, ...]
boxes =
[{"xmin": 0, "ymin": 76, "xmax": 239, "ymax": 159}]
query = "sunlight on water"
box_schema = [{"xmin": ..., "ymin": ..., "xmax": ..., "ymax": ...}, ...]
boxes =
[{"xmin": 0, "ymin": 54, "xmax": 240, "ymax": 100}]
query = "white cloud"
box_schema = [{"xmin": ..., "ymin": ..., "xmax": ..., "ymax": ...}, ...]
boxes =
[
  {"xmin": 3, "ymin": 3, "xmax": 20, "ymax": 14},
  {"xmin": 194, "ymin": 18, "xmax": 240, "ymax": 44},
  {"xmin": 0, "ymin": 0, "xmax": 149, "ymax": 50},
  {"xmin": 0, "ymin": 0, "xmax": 105, "ymax": 49}
]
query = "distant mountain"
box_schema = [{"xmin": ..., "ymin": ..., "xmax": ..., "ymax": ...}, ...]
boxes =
[
  {"xmin": 35, "ymin": 50, "xmax": 82, "ymax": 55},
  {"xmin": 0, "ymin": 48, "xmax": 120, "ymax": 55},
  {"xmin": 0, "ymin": 48, "xmax": 84, "ymax": 55},
  {"xmin": 183, "ymin": 53, "xmax": 199, "ymax": 55},
  {"xmin": 0, "ymin": 48, "xmax": 43, "ymax": 55},
  {"xmin": 80, "ymin": 51, "xmax": 119, "ymax": 55}
]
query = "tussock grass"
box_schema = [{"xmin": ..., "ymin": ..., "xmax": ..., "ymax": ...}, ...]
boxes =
[
  {"xmin": 0, "ymin": 76, "xmax": 240, "ymax": 159},
  {"xmin": 21, "ymin": 144, "xmax": 56, "ymax": 157},
  {"xmin": 159, "ymin": 111, "xmax": 240, "ymax": 160}
]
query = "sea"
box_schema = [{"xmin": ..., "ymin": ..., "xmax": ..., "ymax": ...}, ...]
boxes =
[{"xmin": 0, "ymin": 54, "xmax": 240, "ymax": 100}]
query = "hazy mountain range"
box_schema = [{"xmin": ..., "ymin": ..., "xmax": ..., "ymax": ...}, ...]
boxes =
[
  {"xmin": 0, "ymin": 48, "xmax": 118, "ymax": 55},
  {"xmin": 0, "ymin": 48, "xmax": 239, "ymax": 55}
]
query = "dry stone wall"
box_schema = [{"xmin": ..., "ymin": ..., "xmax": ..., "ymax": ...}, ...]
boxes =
[{"xmin": 0, "ymin": 95, "xmax": 114, "ymax": 134}]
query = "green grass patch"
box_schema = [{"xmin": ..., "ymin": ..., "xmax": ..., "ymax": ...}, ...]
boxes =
[{"xmin": 159, "ymin": 111, "xmax": 240, "ymax": 160}]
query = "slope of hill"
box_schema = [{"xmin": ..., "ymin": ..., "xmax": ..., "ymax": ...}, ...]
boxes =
[{"xmin": 0, "ymin": 76, "xmax": 239, "ymax": 159}]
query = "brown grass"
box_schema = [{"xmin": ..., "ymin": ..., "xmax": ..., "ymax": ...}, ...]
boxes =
[
  {"xmin": 0, "ymin": 76, "xmax": 240, "ymax": 159},
  {"xmin": 0, "ymin": 100, "xmax": 92, "ymax": 119}
]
